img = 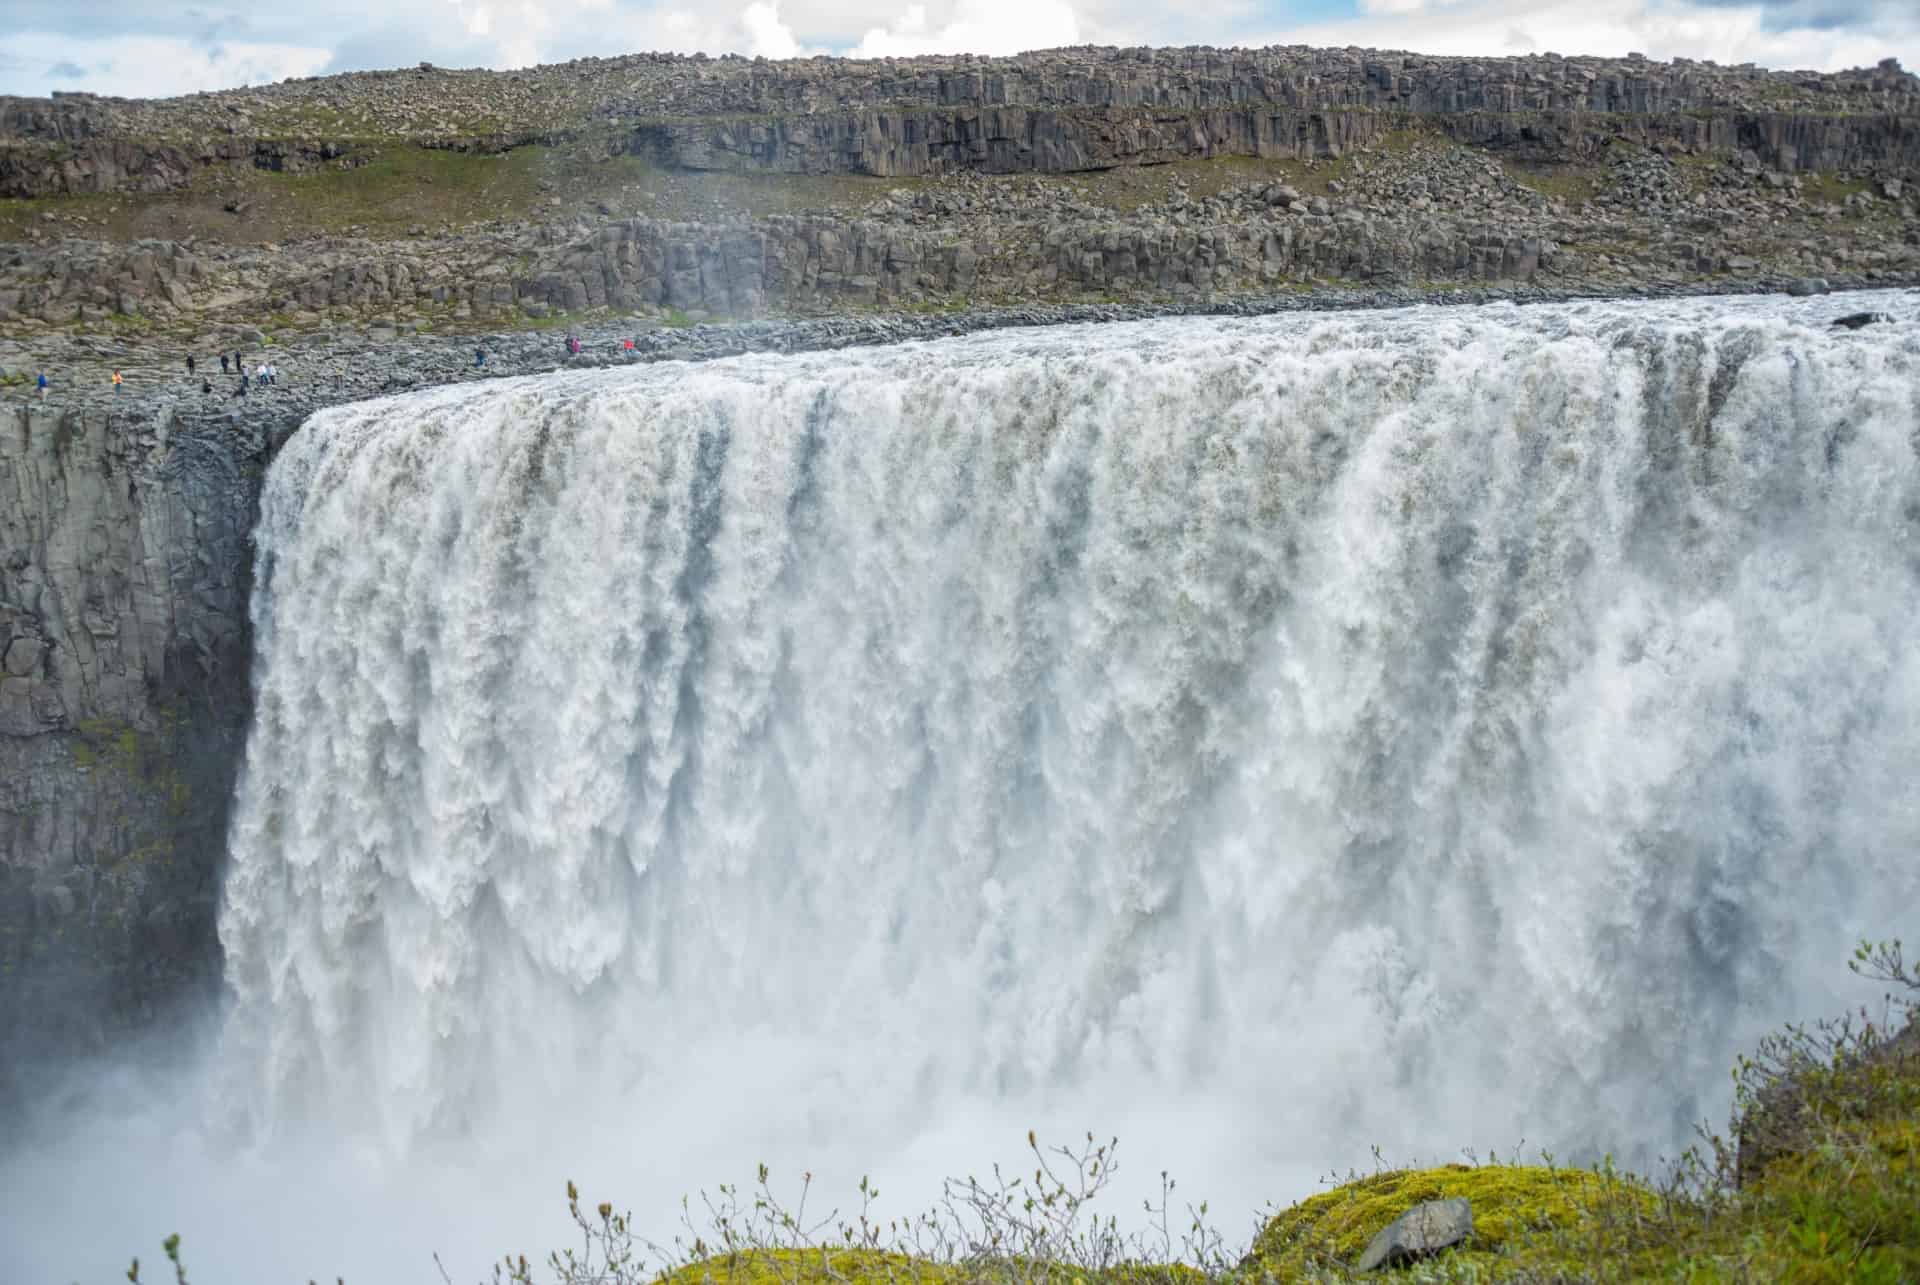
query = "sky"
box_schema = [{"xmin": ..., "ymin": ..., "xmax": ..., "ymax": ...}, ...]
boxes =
[{"xmin": 2, "ymin": 0, "xmax": 1916, "ymax": 100}]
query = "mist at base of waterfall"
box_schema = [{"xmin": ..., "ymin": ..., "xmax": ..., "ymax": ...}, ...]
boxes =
[{"xmin": 5, "ymin": 291, "xmax": 1918, "ymax": 1283}]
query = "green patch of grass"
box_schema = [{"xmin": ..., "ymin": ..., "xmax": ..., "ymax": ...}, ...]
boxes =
[
  {"xmin": 1505, "ymin": 163, "xmax": 1601, "ymax": 207},
  {"xmin": 1800, "ymin": 172, "xmax": 1872, "ymax": 205}
]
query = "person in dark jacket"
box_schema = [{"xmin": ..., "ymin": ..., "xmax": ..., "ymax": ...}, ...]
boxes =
[
  {"xmin": 220, "ymin": 354, "xmax": 229, "ymax": 375},
  {"xmin": 186, "ymin": 354, "xmax": 196, "ymax": 375},
  {"xmin": 475, "ymin": 347, "xmax": 486, "ymax": 368}
]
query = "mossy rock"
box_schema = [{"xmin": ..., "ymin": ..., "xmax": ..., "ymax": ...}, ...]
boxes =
[{"xmin": 1244, "ymin": 1163, "xmax": 1658, "ymax": 1278}]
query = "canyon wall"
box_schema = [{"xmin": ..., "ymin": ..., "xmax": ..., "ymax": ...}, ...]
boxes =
[{"xmin": 0, "ymin": 407, "xmax": 266, "ymax": 1089}]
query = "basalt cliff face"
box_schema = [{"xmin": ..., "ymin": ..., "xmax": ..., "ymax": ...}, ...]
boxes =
[
  {"xmin": 1, "ymin": 46, "xmax": 1918, "ymax": 338},
  {"xmin": 5, "ymin": 46, "xmax": 1918, "ymax": 192},
  {"xmin": 0, "ymin": 407, "xmax": 266, "ymax": 1086}
]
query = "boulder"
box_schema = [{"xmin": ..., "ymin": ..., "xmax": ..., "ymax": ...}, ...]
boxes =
[{"xmin": 1355, "ymin": 1197, "xmax": 1474, "ymax": 1272}]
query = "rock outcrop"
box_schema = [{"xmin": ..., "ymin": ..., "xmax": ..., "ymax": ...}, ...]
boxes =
[
  {"xmin": 1355, "ymin": 1197, "xmax": 1475, "ymax": 1271},
  {"xmin": 0, "ymin": 405, "xmax": 267, "ymax": 1089}
]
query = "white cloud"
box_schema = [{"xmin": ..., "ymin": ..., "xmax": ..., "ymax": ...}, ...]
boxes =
[
  {"xmin": 2, "ymin": 32, "xmax": 331, "ymax": 98},
  {"xmin": 741, "ymin": 1, "xmax": 809, "ymax": 57},
  {"xmin": 852, "ymin": 0, "xmax": 1082, "ymax": 57},
  {"xmin": 2, "ymin": 0, "xmax": 1915, "ymax": 99},
  {"xmin": 1262, "ymin": 0, "xmax": 1919, "ymax": 71}
]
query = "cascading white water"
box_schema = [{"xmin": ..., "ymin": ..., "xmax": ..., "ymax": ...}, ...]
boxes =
[
  {"xmin": 10, "ymin": 291, "xmax": 1916, "ymax": 1284},
  {"xmin": 217, "ymin": 290, "xmax": 1920, "ymax": 1175}
]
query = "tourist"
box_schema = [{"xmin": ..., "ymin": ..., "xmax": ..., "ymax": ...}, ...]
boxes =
[
  {"xmin": 186, "ymin": 355, "xmax": 196, "ymax": 376},
  {"xmin": 623, "ymin": 337, "xmax": 635, "ymax": 351},
  {"xmin": 112, "ymin": 371, "xmax": 123, "ymax": 394},
  {"xmin": 257, "ymin": 362, "xmax": 270, "ymax": 386},
  {"xmin": 37, "ymin": 372, "xmax": 48, "ymax": 400},
  {"xmin": 220, "ymin": 354, "xmax": 229, "ymax": 375},
  {"xmin": 474, "ymin": 347, "xmax": 486, "ymax": 368},
  {"xmin": 267, "ymin": 362, "xmax": 278, "ymax": 384},
  {"xmin": 201, "ymin": 380, "xmax": 212, "ymax": 396}
]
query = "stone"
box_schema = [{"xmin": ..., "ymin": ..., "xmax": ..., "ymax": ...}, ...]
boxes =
[
  {"xmin": 1831, "ymin": 311, "xmax": 1890, "ymax": 329},
  {"xmin": 1355, "ymin": 1198, "xmax": 1474, "ymax": 1272},
  {"xmin": 1787, "ymin": 277, "xmax": 1829, "ymax": 296},
  {"xmin": 3, "ymin": 636, "xmax": 43, "ymax": 677}
]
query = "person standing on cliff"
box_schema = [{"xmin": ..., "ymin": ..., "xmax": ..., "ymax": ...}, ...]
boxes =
[
  {"xmin": 220, "ymin": 354, "xmax": 229, "ymax": 375},
  {"xmin": 474, "ymin": 347, "xmax": 486, "ymax": 368},
  {"xmin": 37, "ymin": 372, "xmax": 48, "ymax": 401},
  {"xmin": 186, "ymin": 355, "xmax": 196, "ymax": 377},
  {"xmin": 112, "ymin": 371, "xmax": 123, "ymax": 395}
]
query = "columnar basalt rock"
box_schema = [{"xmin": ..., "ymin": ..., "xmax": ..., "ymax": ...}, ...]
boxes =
[
  {"xmin": 3, "ymin": 46, "xmax": 1917, "ymax": 198},
  {"xmin": 0, "ymin": 406, "xmax": 267, "ymax": 1084}
]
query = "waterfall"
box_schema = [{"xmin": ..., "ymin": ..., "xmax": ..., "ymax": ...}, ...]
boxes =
[{"xmin": 216, "ymin": 292, "xmax": 1919, "ymax": 1209}]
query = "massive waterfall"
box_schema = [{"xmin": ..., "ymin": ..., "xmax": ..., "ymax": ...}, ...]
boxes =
[{"xmin": 11, "ymin": 293, "xmax": 1920, "ymax": 1282}]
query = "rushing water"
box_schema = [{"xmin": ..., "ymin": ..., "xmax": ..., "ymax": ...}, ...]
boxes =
[{"xmin": 8, "ymin": 292, "xmax": 1920, "ymax": 1282}]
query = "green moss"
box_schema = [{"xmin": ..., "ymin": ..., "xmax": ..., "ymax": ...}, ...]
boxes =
[
  {"xmin": 1246, "ymin": 1163, "xmax": 1657, "ymax": 1278},
  {"xmin": 69, "ymin": 715, "xmax": 193, "ymax": 816}
]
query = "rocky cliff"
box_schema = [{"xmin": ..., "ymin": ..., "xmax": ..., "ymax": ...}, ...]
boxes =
[
  {"xmin": 4, "ymin": 46, "xmax": 1918, "ymax": 197},
  {"xmin": 2, "ymin": 45, "xmax": 1918, "ymax": 336},
  {"xmin": 0, "ymin": 405, "xmax": 267, "ymax": 1090}
]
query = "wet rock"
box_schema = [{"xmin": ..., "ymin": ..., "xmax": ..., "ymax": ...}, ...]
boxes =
[{"xmin": 1831, "ymin": 311, "xmax": 1890, "ymax": 329}]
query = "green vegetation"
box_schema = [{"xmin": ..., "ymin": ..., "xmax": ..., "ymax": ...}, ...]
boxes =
[
  {"xmin": 1799, "ymin": 172, "xmax": 1872, "ymax": 206},
  {"xmin": 71, "ymin": 714, "xmax": 193, "ymax": 819},
  {"xmin": 1505, "ymin": 163, "xmax": 1601, "ymax": 208},
  {"xmin": 1244, "ymin": 1163, "xmax": 1659, "ymax": 1278}
]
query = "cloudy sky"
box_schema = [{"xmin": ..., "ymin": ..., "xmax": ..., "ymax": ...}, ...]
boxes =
[{"xmin": 2, "ymin": 0, "xmax": 1916, "ymax": 100}]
